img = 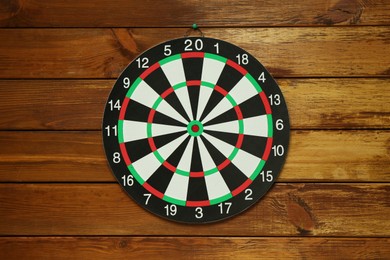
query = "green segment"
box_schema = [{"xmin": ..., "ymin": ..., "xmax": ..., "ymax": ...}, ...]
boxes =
[
  {"xmin": 205, "ymin": 53, "xmax": 227, "ymax": 63},
  {"xmin": 175, "ymin": 169, "xmax": 190, "ymax": 177},
  {"xmin": 238, "ymin": 119, "xmax": 244, "ymax": 134},
  {"xmin": 118, "ymin": 120, "xmax": 124, "ymax": 143},
  {"xmin": 250, "ymin": 160, "xmax": 266, "ymax": 181},
  {"xmin": 204, "ymin": 168, "xmax": 218, "ymax": 176},
  {"xmin": 172, "ymin": 82, "xmax": 187, "ymax": 90},
  {"xmin": 152, "ymin": 96, "xmax": 163, "ymax": 110},
  {"xmin": 267, "ymin": 114, "xmax": 273, "ymax": 137},
  {"xmin": 228, "ymin": 148, "xmax": 239, "ymax": 161},
  {"xmin": 201, "ymin": 81, "xmax": 215, "ymax": 89},
  {"xmin": 159, "ymin": 54, "xmax": 181, "ymax": 65},
  {"xmin": 225, "ymin": 94, "xmax": 237, "ymax": 107},
  {"xmin": 128, "ymin": 165, "xmax": 144, "ymax": 185},
  {"xmin": 210, "ymin": 193, "xmax": 233, "ymax": 205},
  {"xmin": 126, "ymin": 77, "xmax": 142, "ymax": 98},
  {"xmin": 246, "ymin": 74, "xmax": 262, "ymax": 93},
  {"xmin": 147, "ymin": 123, "xmax": 152, "ymax": 138},
  {"xmin": 163, "ymin": 195, "xmax": 186, "ymax": 206},
  {"xmin": 153, "ymin": 151, "xmax": 165, "ymax": 164}
]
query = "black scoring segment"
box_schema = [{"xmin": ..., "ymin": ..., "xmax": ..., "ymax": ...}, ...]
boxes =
[
  {"xmin": 200, "ymin": 135, "xmax": 227, "ymax": 167},
  {"xmin": 190, "ymin": 138, "xmax": 203, "ymax": 172},
  {"xmin": 165, "ymin": 136, "xmax": 191, "ymax": 168},
  {"xmin": 146, "ymin": 164, "xmax": 174, "ymax": 194},
  {"xmin": 216, "ymin": 64, "xmax": 244, "ymax": 93},
  {"xmin": 143, "ymin": 67, "xmax": 171, "ymax": 95},
  {"xmin": 239, "ymin": 95, "xmax": 267, "ymax": 118},
  {"xmin": 240, "ymin": 135, "xmax": 268, "ymax": 159},
  {"xmin": 187, "ymin": 177, "xmax": 209, "ymax": 202},
  {"xmin": 219, "ymin": 162, "xmax": 248, "ymax": 192},
  {"xmin": 182, "ymin": 57, "xmax": 203, "ymax": 81}
]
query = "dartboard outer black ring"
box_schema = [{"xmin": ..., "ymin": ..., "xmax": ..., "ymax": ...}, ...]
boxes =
[{"xmin": 103, "ymin": 37, "xmax": 290, "ymax": 224}]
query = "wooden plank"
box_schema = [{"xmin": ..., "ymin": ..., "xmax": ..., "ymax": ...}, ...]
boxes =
[
  {"xmin": 1, "ymin": 237, "xmax": 389, "ymax": 259},
  {"xmin": 0, "ymin": 27, "xmax": 389, "ymax": 78},
  {"xmin": 0, "ymin": 0, "xmax": 389, "ymax": 27},
  {"xmin": 0, "ymin": 131, "xmax": 388, "ymax": 182},
  {"xmin": 0, "ymin": 78, "xmax": 389, "ymax": 130},
  {"xmin": 0, "ymin": 183, "xmax": 388, "ymax": 236}
]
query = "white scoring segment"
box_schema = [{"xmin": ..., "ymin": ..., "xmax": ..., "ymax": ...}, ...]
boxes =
[
  {"xmin": 203, "ymin": 120, "xmax": 239, "ymax": 135},
  {"xmin": 130, "ymin": 80, "xmax": 160, "ymax": 108},
  {"xmin": 151, "ymin": 123, "xmax": 187, "ymax": 138},
  {"xmin": 132, "ymin": 133, "xmax": 187, "ymax": 182},
  {"xmin": 160, "ymin": 58, "xmax": 186, "ymax": 86},
  {"xmin": 228, "ymin": 76, "xmax": 259, "ymax": 105},
  {"xmin": 231, "ymin": 149, "xmax": 263, "ymax": 178},
  {"xmin": 202, "ymin": 132, "xmax": 235, "ymax": 159},
  {"xmin": 160, "ymin": 59, "xmax": 194, "ymax": 121},
  {"xmin": 131, "ymin": 152, "xmax": 161, "ymax": 182},
  {"xmin": 196, "ymin": 84, "xmax": 213, "ymax": 120},
  {"xmin": 197, "ymin": 137, "xmax": 218, "ymax": 171},
  {"xmin": 201, "ymin": 57, "xmax": 225, "ymax": 85},
  {"xmin": 164, "ymin": 174, "xmax": 189, "ymax": 202},
  {"xmin": 174, "ymin": 86, "xmax": 194, "ymax": 121},
  {"xmin": 130, "ymin": 79, "xmax": 188, "ymax": 124},
  {"xmin": 242, "ymin": 115, "xmax": 269, "ymax": 137},
  {"xmin": 198, "ymin": 138, "xmax": 231, "ymax": 200},
  {"xmin": 156, "ymin": 133, "xmax": 188, "ymax": 161},
  {"xmin": 205, "ymin": 173, "xmax": 231, "ymax": 201},
  {"xmin": 175, "ymin": 137, "xmax": 194, "ymax": 173},
  {"xmin": 122, "ymin": 121, "xmax": 186, "ymax": 143},
  {"xmin": 121, "ymin": 120, "xmax": 148, "ymax": 143},
  {"xmin": 202, "ymin": 97, "xmax": 233, "ymax": 125}
]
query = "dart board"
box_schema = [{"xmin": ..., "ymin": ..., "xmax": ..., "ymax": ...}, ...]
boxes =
[{"xmin": 103, "ymin": 37, "xmax": 289, "ymax": 223}]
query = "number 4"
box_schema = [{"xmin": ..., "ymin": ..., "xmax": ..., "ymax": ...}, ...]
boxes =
[{"xmin": 258, "ymin": 72, "xmax": 266, "ymax": 83}]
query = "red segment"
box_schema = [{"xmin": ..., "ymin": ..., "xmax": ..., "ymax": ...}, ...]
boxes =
[
  {"xmin": 143, "ymin": 182, "xmax": 164, "ymax": 199},
  {"xmin": 186, "ymin": 200, "xmax": 210, "ymax": 207},
  {"xmin": 148, "ymin": 137, "xmax": 157, "ymax": 152},
  {"xmin": 190, "ymin": 171, "xmax": 204, "ymax": 178},
  {"xmin": 161, "ymin": 87, "xmax": 174, "ymax": 99},
  {"xmin": 236, "ymin": 134, "xmax": 244, "ymax": 149},
  {"xmin": 232, "ymin": 179, "xmax": 253, "ymax": 197},
  {"xmin": 227, "ymin": 59, "xmax": 247, "ymax": 75},
  {"xmin": 259, "ymin": 91, "xmax": 272, "ymax": 114},
  {"xmin": 214, "ymin": 85, "xmax": 228, "ymax": 96},
  {"xmin": 217, "ymin": 159, "xmax": 231, "ymax": 171},
  {"xmin": 140, "ymin": 62, "xmax": 160, "ymax": 79},
  {"xmin": 234, "ymin": 106, "xmax": 243, "ymax": 120},
  {"xmin": 120, "ymin": 143, "xmax": 131, "ymax": 166},
  {"xmin": 187, "ymin": 80, "xmax": 201, "ymax": 86},
  {"xmin": 262, "ymin": 137, "xmax": 273, "ymax": 161},
  {"xmin": 147, "ymin": 109, "xmax": 156, "ymax": 123},
  {"xmin": 192, "ymin": 125, "xmax": 200, "ymax": 132},
  {"xmin": 181, "ymin": 52, "xmax": 204, "ymax": 59},
  {"xmin": 119, "ymin": 98, "xmax": 130, "ymax": 120},
  {"xmin": 163, "ymin": 161, "xmax": 176, "ymax": 173}
]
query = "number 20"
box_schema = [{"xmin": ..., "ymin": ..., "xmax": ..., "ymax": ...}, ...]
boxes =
[{"xmin": 184, "ymin": 39, "xmax": 203, "ymax": 51}]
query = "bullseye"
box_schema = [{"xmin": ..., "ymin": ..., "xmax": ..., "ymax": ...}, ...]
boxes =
[
  {"xmin": 192, "ymin": 125, "xmax": 200, "ymax": 132},
  {"xmin": 187, "ymin": 120, "xmax": 203, "ymax": 137}
]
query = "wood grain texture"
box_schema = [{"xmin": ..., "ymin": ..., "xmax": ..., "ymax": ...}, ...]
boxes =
[
  {"xmin": 0, "ymin": 183, "xmax": 389, "ymax": 236},
  {"xmin": 0, "ymin": 27, "xmax": 389, "ymax": 79},
  {"xmin": 0, "ymin": 0, "xmax": 389, "ymax": 27},
  {"xmin": 1, "ymin": 237, "xmax": 389, "ymax": 259},
  {"xmin": 0, "ymin": 78, "xmax": 389, "ymax": 130},
  {"xmin": 0, "ymin": 130, "xmax": 388, "ymax": 183}
]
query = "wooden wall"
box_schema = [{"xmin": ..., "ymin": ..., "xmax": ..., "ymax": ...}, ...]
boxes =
[{"xmin": 0, "ymin": 0, "xmax": 389, "ymax": 259}]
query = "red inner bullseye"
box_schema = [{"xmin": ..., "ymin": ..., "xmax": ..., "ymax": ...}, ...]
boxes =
[{"xmin": 191, "ymin": 125, "xmax": 200, "ymax": 132}]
